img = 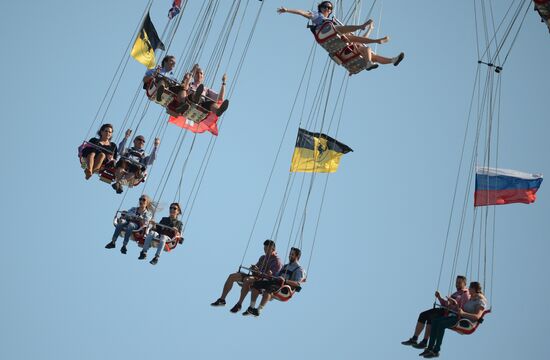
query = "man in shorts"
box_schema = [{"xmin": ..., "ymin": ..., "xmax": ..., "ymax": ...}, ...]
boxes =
[{"xmin": 210, "ymin": 240, "xmax": 283, "ymax": 314}]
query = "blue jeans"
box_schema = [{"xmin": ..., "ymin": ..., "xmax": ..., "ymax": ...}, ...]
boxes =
[
  {"xmin": 142, "ymin": 231, "xmax": 169, "ymax": 257},
  {"xmin": 427, "ymin": 315, "xmax": 459, "ymax": 353},
  {"xmin": 112, "ymin": 221, "xmax": 139, "ymax": 246}
]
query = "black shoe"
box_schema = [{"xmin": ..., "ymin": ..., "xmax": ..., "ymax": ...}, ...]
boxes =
[
  {"xmin": 156, "ymin": 84, "xmax": 165, "ymax": 101},
  {"xmin": 366, "ymin": 61, "xmax": 379, "ymax": 71},
  {"xmin": 393, "ymin": 52, "xmax": 405, "ymax": 66},
  {"xmin": 150, "ymin": 256, "xmax": 159, "ymax": 265},
  {"xmin": 175, "ymin": 102, "xmax": 190, "ymax": 114},
  {"xmin": 105, "ymin": 241, "xmax": 116, "ymax": 249},
  {"xmin": 423, "ymin": 350, "xmax": 439, "ymax": 358},
  {"xmin": 138, "ymin": 251, "xmax": 147, "ymax": 260},
  {"xmin": 215, "ymin": 99, "xmax": 229, "ymax": 116},
  {"xmin": 210, "ymin": 298, "xmax": 226, "ymax": 307},
  {"xmin": 419, "ymin": 349, "xmax": 433, "ymax": 357},
  {"xmin": 120, "ymin": 245, "xmax": 127, "ymax": 254},
  {"xmin": 229, "ymin": 303, "xmax": 242, "ymax": 313},
  {"xmin": 412, "ymin": 339, "xmax": 428, "ymax": 349},
  {"xmin": 112, "ymin": 182, "xmax": 123, "ymax": 194},
  {"xmin": 401, "ymin": 337, "xmax": 418, "ymax": 346},
  {"xmin": 192, "ymin": 84, "xmax": 204, "ymax": 103},
  {"xmin": 242, "ymin": 307, "xmax": 259, "ymax": 317}
]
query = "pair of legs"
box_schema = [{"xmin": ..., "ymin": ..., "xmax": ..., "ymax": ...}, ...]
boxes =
[
  {"xmin": 332, "ymin": 21, "xmax": 402, "ymax": 66},
  {"xmin": 82, "ymin": 149, "xmax": 107, "ymax": 179},
  {"xmin": 425, "ymin": 315, "xmax": 459, "ymax": 355},
  {"xmin": 139, "ymin": 231, "xmax": 169, "ymax": 265},
  {"xmin": 403, "ymin": 308, "xmax": 447, "ymax": 347},
  {"xmin": 113, "ymin": 160, "xmax": 143, "ymax": 193},
  {"xmin": 211, "ymin": 272, "xmax": 257, "ymax": 311},
  {"xmin": 177, "ymin": 85, "xmax": 228, "ymax": 116},
  {"xmin": 106, "ymin": 221, "xmax": 139, "ymax": 253}
]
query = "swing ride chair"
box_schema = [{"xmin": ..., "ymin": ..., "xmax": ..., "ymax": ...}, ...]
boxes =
[
  {"xmin": 114, "ymin": 156, "xmax": 148, "ymax": 188},
  {"xmin": 112, "ymin": 211, "xmax": 183, "ymax": 252},
  {"xmin": 311, "ymin": 20, "xmax": 372, "ymax": 75},
  {"xmin": 145, "ymin": 74, "xmax": 212, "ymax": 124},
  {"xmin": 113, "ymin": 210, "xmax": 148, "ymax": 244},
  {"xmin": 77, "ymin": 141, "xmax": 116, "ymax": 183},
  {"xmin": 434, "ymin": 304, "xmax": 492, "ymax": 335},
  {"xmin": 534, "ymin": 0, "xmax": 550, "ymax": 31},
  {"xmin": 238, "ymin": 266, "xmax": 302, "ymax": 302}
]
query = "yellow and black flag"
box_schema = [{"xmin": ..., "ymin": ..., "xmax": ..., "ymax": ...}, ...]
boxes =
[
  {"xmin": 131, "ymin": 13, "xmax": 165, "ymax": 69},
  {"xmin": 290, "ymin": 128, "xmax": 353, "ymax": 173}
]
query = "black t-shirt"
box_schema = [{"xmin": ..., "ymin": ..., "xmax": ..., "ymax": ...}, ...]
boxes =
[{"xmin": 88, "ymin": 137, "xmax": 118, "ymax": 159}]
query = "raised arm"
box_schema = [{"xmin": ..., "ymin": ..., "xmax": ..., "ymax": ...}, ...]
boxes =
[
  {"xmin": 144, "ymin": 138, "xmax": 160, "ymax": 166},
  {"xmin": 118, "ymin": 129, "xmax": 132, "ymax": 156},
  {"xmin": 277, "ymin": 7, "xmax": 313, "ymax": 19},
  {"xmin": 217, "ymin": 74, "xmax": 227, "ymax": 102}
]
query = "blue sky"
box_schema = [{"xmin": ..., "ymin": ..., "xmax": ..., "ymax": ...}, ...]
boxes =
[{"xmin": 2, "ymin": 1, "xmax": 549, "ymax": 359}]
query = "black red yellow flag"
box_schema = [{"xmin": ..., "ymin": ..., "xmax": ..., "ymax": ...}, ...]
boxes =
[
  {"xmin": 290, "ymin": 128, "xmax": 353, "ymax": 173},
  {"xmin": 131, "ymin": 13, "xmax": 165, "ymax": 69}
]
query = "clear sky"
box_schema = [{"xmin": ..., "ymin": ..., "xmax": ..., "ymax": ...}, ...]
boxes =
[{"xmin": 1, "ymin": 1, "xmax": 549, "ymax": 359}]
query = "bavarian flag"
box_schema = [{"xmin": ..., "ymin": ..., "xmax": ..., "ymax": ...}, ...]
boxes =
[
  {"xmin": 290, "ymin": 128, "xmax": 353, "ymax": 173},
  {"xmin": 131, "ymin": 13, "xmax": 165, "ymax": 69}
]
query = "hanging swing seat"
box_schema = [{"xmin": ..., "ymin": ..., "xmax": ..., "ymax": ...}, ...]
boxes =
[
  {"xmin": 78, "ymin": 141, "xmax": 117, "ymax": 182},
  {"xmin": 311, "ymin": 21, "xmax": 375, "ymax": 75},
  {"xmin": 237, "ymin": 265, "xmax": 303, "ymax": 302},
  {"xmin": 534, "ymin": 0, "xmax": 550, "ymax": 32},
  {"xmin": 145, "ymin": 74, "xmax": 181, "ymax": 107},
  {"xmin": 166, "ymin": 98, "xmax": 211, "ymax": 124},
  {"xmin": 450, "ymin": 309, "xmax": 491, "ymax": 335},
  {"xmin": 113, "ymin": 211, "xmax": 147, "ymax": 243},
  {"xmin": 147, "ymin": 222, "xmax": 184, "ymax": 252}
]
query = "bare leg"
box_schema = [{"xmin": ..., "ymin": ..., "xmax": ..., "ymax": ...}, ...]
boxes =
[
  {"xmin": 235, "ymin": 277, "xmax": 255, "ymax": 305},
  {"xmin": 85, "ymin": 153, "xmax": 95, "ymax": 179},
  {"xmin": 424, "ymin": 324, "xmax": 432, "ymax": 340},
  {"xmin": 414, "ymin": 321, "xmax": 426, "ymax": 338},
  {"xmin": 220, "ymin": 273, "xmax": 244, "ymax": 300},
  {"xmin": 335, "ymin": 24, "xmax": 363, "ymax": 34},
  {"xmin": 346, "ymin": 34, "xmax": 389, "ymax": 44},
  {"xmin": 250, "ymin": 288, "xmax": 260, "ymax": 304},
  {"xmin": 92, "ymin": 153, "xmax": 106, "ymax": 173},
  {"xmin": 372, "ymin": 53, "xmax": 393, "ymax": 65},
  {"xmin": 259, "ymin": 292, "xmax": 272, "ymax": 308},
  {"xmin": 357, "ymin": 46, "xmax": 373, "ymax": 62}
]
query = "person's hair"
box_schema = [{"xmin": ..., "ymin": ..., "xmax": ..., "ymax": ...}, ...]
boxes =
[
  {"xmin": 263, "ymin": 239, "xmax": 276, "ymax": 248},
  {"xmin": 317, "ymin": 1, "xmax": 333, "ymax": 11},
  {"xmin": 170, "ymin": 202, "xmax": 181, "ymax": 215},
  {"xmin": 97, "ymin": 123, "xmax": 113, "ymax": 137},
  {"xmin": 456, "ymin": 275, "xmax": 467, "ymax": 283},
  {"xmin": 161, "ymin": 55, "xmax": 175, "ymax": 67},
  {"xmin": 139, "ymin": 194, "xmax": 158, "ymax": 213},
  {"xmin": 290, "ymin": 247, "xmax": 302, "ymax": 259},
  {"xmin": 469, "ymin": 281, "xmax": 483, "ymax": 294}
]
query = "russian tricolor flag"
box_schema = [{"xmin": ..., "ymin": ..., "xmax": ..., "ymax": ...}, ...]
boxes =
[{"xmin": 474, "ymin": 167, "xmax": 543, "ymax": 206}]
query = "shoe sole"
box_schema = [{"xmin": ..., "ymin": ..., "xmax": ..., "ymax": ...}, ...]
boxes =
[{"xmin": 394, "ymin": 53, "xmax": 404, "ymax": 66}]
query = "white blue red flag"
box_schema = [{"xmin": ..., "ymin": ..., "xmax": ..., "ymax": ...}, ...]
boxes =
[
  {"xmin": 474, "ymin": 166, "xmax": 543, "ymax": 206},
  {"xmin": 168, "ymin": 0, "xmax": 182, "ymax": 19}
]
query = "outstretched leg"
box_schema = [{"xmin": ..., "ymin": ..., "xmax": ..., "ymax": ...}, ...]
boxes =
[{"xmin": 347, "ymin": 34, "xmax": 389, "ymax": 44}]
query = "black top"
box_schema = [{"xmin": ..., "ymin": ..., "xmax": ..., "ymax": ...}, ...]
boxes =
[
  {"xmin": 88, "ymin": 137, "xmax": 118, "ymax": 159},
  {"xmin": 155, "ymin": 216, "xmax": 183, "ymax": 237}
]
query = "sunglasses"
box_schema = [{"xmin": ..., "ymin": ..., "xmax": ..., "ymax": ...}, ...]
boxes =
[
  {"xmin": 135, "ymin": 138, "xmax": 145, "ymax": 143},
  {"xmin": 170, "ymin": 206, "xmax": 179, "ymax": 211},
  {"xmin": 139, "ymin": 198, "xmax": 147, "ymax": 202}
]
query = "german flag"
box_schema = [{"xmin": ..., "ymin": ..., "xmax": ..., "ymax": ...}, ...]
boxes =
[
  {"xmin": 290, "ymin": 128, "xmax": 353, "ymax": 173},
  {"xmin": 131, "ymin": 13, "xmax": 165, "ymax": 69}
]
